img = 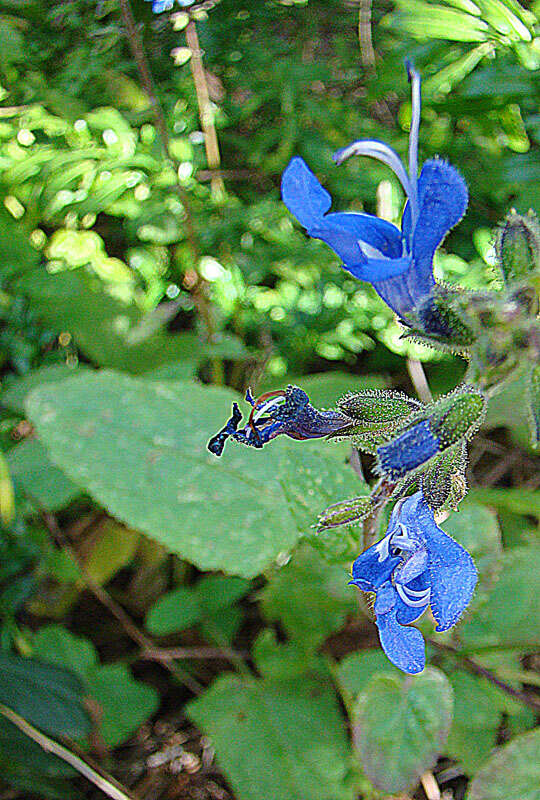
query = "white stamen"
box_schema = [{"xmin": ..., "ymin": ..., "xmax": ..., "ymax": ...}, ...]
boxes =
[
  {"xmin": 390, "ymin": 523, "xmax": 415, "ymax": 551},
  {"xmin": 407, "ymin": 63, "xmax": 421, "ymax": 228},
  {"xmin": 334, "ymin": 140, "xmax": 415, "ymax": 207},
  {"xmin": 253, "ymin": 396, "xmax": 285, "ymax": 422}
]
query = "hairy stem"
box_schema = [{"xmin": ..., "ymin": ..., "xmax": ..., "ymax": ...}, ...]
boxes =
[{"xmin": 362, "ymin": 478, "xmax": 396, "ymax": 549}]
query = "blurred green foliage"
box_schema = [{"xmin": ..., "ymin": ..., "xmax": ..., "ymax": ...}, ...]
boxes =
[{"xmin": 0, "ymin": 1, "xmax": 538, "ymax": 799}]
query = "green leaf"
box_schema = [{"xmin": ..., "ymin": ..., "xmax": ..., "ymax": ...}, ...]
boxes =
[
  {"xmin": 32, "ymin": 625, "xmax": 98, "ymax": 679},
  {"xmin": 26, "ymin": 372, "xmax": 298, "ymax": 578},
  {"xmin": 2, "ymin": 365, "xmax": 90, "ymax": 415},
  {"xmin": 466, "ymin": 728, "xmax": 540, "ymax": 800},
  {"xmin": 85, "ymin": 664, "xmax": 159, "ymax": 747},
  {"xmin": 31, "ymin": 625, "xmax": 159, "ymax": 747},
  {"xmin": 354, "ymin": 668, "xmax": 453, "ymax": 794},
  {"xmin": 278, "ymin": 444, "xmax": 367, "ymax": 563},
  {"xmin": 458, "ymin": 546, "xmax": 540, "ymax": 650},
  {"xmin": 483, "ymin": 372, "xmax": 532, "ymax": 450},
  {"xmin": 7, "ymin": 438, "xmax": 80, "ymax": 514},
  {"xmin": 441, "ymin": 502, "xmax": 502, "ymax": 604},
  {"xmin": 446, "ymin": 671, "xmax": 502, "ymax": 773},
  {"xmin": 0, "ymin": 652, "xmax": 90, "ymax": 739},
  {"xmin": 187, "ymin": 672, "xmax": 354, "ymax": 800},
  {"xmin": 0, "ymin": 210, "xmax": 40, "ymax": 279},
  {"xmin": 469, "ymin": 487, "xmax": 540, "ymax": 519},
  {"xmin": 146, "ymin": 586, "xmax": 204, "ymax": 635},
  {"xmin": 15, "ymin": 267, "xmax": 202, "ymax": 375},
  {"xmin": 146, "ymin": 575, "xmax": 250, "ymax": 636},
  {"xmin": 252, "ymin": 629, "xmax": 320, "ymax": 680},
  {"xmin": 335, "ymin": 650, "xmax": 400, "ymax": 706},
  {"xmin": 260, "ymin": 545, "xmax": 356, "ymax": 656}
]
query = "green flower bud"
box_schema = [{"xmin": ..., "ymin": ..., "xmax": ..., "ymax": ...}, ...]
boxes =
[
  {"xmin": 496, "ymin": 209, "xmax": 540, "ymax": 285},
  {"xmin": 337, "ymin": 390, "xmax": 421, "ymax": 426},
  {"xmin": 429, "ymin": 387, "xmax": 486, "ymax": 449},
  {"xmin": 421, "ymin": 442, "xmax": 468, "ymax": 510},
  {"xmin": 317, "ymin": 495, "xmax": 373, "ymax": 530}
]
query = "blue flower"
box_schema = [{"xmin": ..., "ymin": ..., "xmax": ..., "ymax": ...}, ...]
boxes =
[
  {"xmin": 207, "ymin": 385, "xmax": 351, "ymax": 456},
  {"xmin": 145, "ymin": 0, "xmax": 194, "ymax": 13},
  {"xmin": 350, "ymin": 491, "xmax": 477, "ymax": 673},
  {"xmin": 281, "ymin": 63, "xmax": 468, "ymax": 320}
]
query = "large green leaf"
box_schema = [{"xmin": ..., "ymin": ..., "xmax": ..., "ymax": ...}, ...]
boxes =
[
  {"xmin": 1, "ymin": 364, "xmax": 90, "ymax": 415},
  {"xmin": 446, "ymin": 671, "xmax": 503, "ymax": 774},
  {"xmin": 458, "ymin": 546, "xmax": 540, "ymax": 650},
  {"xmin": 278, "ymin": 444, "xmax": 367, "ymax": 563},
  {"xmin": 354, "ymin": 668, "xmax": 453, "ymax": 794},
  {"xmin": 441, "ymin": 502, "xmax": 502, "ymax": 605},
  {"xmin": 466, "ymin": 728, "xmax": 540, "ymax": 800},
  {"xmin": 187, "ymin": 672, "xmax": 354, "ymax": 800},
  {"xmin": 7, "ymin": 438, "xmax": 80, "ymax": 513},
  {"xmin": 26, "ymin": 372, "xmax": 298, "ymax": 577}
]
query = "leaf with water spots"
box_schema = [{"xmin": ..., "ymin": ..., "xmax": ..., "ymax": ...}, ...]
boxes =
[{"xmin": 26, "ymin": 371, "xmax": 298, "ymax": 577}]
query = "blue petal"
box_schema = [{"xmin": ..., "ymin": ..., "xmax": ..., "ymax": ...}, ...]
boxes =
[
  {"xmin": 342, "ymin": 256, "xmax": 412, "ymax": 283},
  {"xmin": 411, "ymin": 159, "xmax": 468, "ymax": 295},
  {"xmin": 308, "ymin": 217, "xmax": 366, "ymax": 267},
  {"xmin": 377, "ymin": 420, "xmax": 440, "ymax": 479},
  {"xmin": 281, "ymin": 157, "xmax": 332, "ymax": 229},
  {"xmin": 374, "ymin": 584, "xmax": 425, "ymax": 673},
  {"xmin": 324, "ymin": 212, "xmax": 403, "ymax": 259},
  {"xmin": 371, "ymin": 269, "xmax": 417, "ymax": 318},
  {"xmin": 351, "ymin": 535, "xmax": 401, "ymax": 592},
  {"xmin": 418, "ymin": 511, "xmax": 477, "ymax": 631},
  {"xmin": 377, "ymin": 609, "xmax": 426, "ymax": 673}
]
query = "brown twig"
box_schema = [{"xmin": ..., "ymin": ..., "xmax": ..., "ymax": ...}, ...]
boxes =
[
  {"xmin": 430, "ymin": 639, "xmax": 540, "ymax": 712},
  {"xmin": 117, "ymin": 0, "xmax": 222, "ymax": 382},
  {"xmin": 358, "ymin": 0, "xmax": 376, "ymax": 70},
  {"xmin": 185, "ymin": 19, "xmax": 225, "ymax": 197},
  {"xmin": 140, "ymin": 645, "xmax": 247, "ymax": 663},
  {"xmin": 0, "ymin": 704, "xmax": 137, "ymax": 800},
  {"xmin": 39, "ymin": 508, "xmax": 204, "ymax": 695}
]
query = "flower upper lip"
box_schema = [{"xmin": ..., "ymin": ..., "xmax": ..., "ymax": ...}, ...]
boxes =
[{"xmin": 280, "ymin": 63, "xmax": 469, "ymax": 320}]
